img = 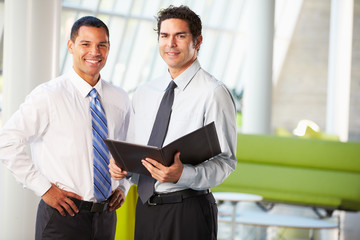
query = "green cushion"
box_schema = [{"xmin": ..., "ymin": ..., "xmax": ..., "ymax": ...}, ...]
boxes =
[
  {"xmin": 212, "ymin": 134, "xmax": 360, "ymax": 211},
  {"xmin": 237, "ymin": 134, "xmax": 360, "ymax": 173},
  {"xmin": 212, "ymin": 162, "xmax": 360, "ymax": 210}
]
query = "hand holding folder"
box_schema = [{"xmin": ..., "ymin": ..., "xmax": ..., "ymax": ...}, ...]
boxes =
[{"xmin": 104, "ymin": 122, "xmax": 221, "ymax": 176}]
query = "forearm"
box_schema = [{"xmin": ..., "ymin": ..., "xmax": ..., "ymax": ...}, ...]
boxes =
[{"xmin": 176, "ymin": 152, "xmax": 236, "ymax": 189}]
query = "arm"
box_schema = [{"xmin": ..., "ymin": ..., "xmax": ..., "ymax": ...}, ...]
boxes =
[
  {"xmin": 143, "ymin": 85, "xmax": 237, "ymax": 188},
  {"xmin": 0, "ymin": 87, "xmax": 52, "ymax": 196},
  {"xmin": 177, "ymin": 85, "xmax": 237, "ymax": 189},
  {"xmin": 0, "ymin": 87, "xmax": 82, "ymax": 216}
]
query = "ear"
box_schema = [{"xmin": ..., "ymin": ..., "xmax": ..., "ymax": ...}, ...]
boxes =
[
  {"xmin": 67, "ymin": 39, "xmax": 74, "ymax": 54},
  {"xmin": 194, "ymin": 35, "xmax": 203, "ymax": 50}
]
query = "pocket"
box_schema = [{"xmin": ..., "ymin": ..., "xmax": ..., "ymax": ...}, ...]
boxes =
[
  {"xmin": 197, "ymin": 194, "xmax": 218, "ymax": 238},
  {"xmin": 35, "ymin": 200, "xmax": 58, "ymax": 240}
]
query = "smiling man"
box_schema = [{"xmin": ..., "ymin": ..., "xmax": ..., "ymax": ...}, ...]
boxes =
[
  {"xmin": 0, "ymin": 16, "xmax": 130, "ymax": 239},
  {"xmin": 109, "ymin": 5, "xmax": 237, "ymax": 240}
]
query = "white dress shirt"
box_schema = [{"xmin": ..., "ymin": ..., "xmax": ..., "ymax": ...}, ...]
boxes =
[
  {"xmin": 0, "ymin": 68, "xmax": 131, "ymax": 202},
  {"xmin": 127, "ymin": 59, "xmax": 237, "ymax": 193}
]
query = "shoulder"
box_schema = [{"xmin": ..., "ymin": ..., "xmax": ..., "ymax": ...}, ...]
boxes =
[
  {"xmin": 27, "ymin": 75, "xmax": 68, "ymax": 102},
  {"xmin": 101, "ymin": 80, "xmax": 130, "ymax": 110},
  {"xmin": 102, "ymin": 80, "xmax": 129, "ymax": 100},
  {"xmin": 132, "ymin": 75, "xmax": 164, "ymax": 99},
  {"xmin": 197, "ymin": 68, "xmax": 231, "ymax": 94}
]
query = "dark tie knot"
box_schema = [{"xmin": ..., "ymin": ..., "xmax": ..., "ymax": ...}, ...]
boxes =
[
  {"xmin": 167, "ymin": 81, "xmax": 177, "ymax": 91},
  {"xmin": 89, "ymin": 88, "xmax": 98, "ymax": 99}
]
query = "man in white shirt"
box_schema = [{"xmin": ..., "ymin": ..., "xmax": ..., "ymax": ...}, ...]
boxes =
[
  {"xmin": 0, "ymin": 16, "xmax": 130, "ymax": 239},
  {"xmin": 109, "ymin": 5, "xmax": 237, "ymax": 240}
]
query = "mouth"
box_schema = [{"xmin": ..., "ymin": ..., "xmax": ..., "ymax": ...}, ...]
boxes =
[
  {"xmin": 85, "ymin": 59, "xmax": 102, "ymax": 65},
  {"xmin": 166, "ymin": 51, "xmax": 180, "ymax": 57}
]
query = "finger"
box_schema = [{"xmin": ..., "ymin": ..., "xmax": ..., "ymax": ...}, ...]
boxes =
[
  {"xmin": 142, "ymin": 161, "xmax": 159, "ymax": 177},
  {"xmin": 110, "ymin": 192, "xmax": 125, "ymax": 211},
  {"xmin": 55, "ymin": 205, "xmax": 66, "ymax": 216},
  {"xmin": 174, "ymin": 152, "xmax": 181, "ymax": 162},
  {"xmin": 64, "ymin": 197, "xmax": 79, "ymax": 214},
  {"xmin": 61, "ymin": 200, "xmax": 76, "ymax": 217},
  {"xmin": 67, "ymin": 191, "xmax": 83, "ymax": 200},
  {"xmin": 109, "ymin": 198, "xmax": 120, "ymax": 212},
  {"xmin": 144, "ymin": 158, "xmax": 163, "ymax": 170},
  {"xmin": 109, "ymin": 190, "xmax": 120, "ymax": 207},
  {"xmin": 110, "ymin": 171, "xmax": 126, "ymax": 180},
  {"xmin": 144, "ymin": 158, "xmax": 157, "ymax": 166},
  {"xmin": 109, "ymin": 196, "xmax": 121, "ymax": 211},
  {"xmin": 64, "ymin": 192, "xmax": 82, "ymax": 213},
  {"xmin": 173, "ymin": 152, "xmax": 183, "ymax": 168},
  {"xmin": 119, "ymin": 195, "xmax": 125, "ymax": 206},
  {"xmin": 109, "ymin": 158, "xmax": 121, "ymax": 171},
  {"xmin": 141, "ymin": 159, "xmax": 152, "ymax": 170}
]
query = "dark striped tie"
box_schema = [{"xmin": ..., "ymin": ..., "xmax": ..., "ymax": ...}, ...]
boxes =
[
  {"xmin": 137, "ymin": 80, "xmax": 177, "ymax": 203},
  {"xmin": 89, "ymin": 88, "xmax": 112, "ymax": 201}
]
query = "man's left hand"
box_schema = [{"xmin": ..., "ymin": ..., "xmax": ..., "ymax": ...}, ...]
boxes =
[
  {"xmin": 108, "ymin": 188, "xmax": 125, "ymax": 212},
  {"xmin": 142, "ymin": 152, "xmax": 183, "ymax": 183}
]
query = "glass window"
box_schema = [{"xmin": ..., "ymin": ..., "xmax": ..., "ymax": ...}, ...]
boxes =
[{"xmin": 60, "ymin": 0, "xmax": 252, "ymax": 93}]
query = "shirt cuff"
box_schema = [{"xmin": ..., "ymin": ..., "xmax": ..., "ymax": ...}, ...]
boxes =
[
  {"xmin": 30, "ymin": 176, "xmax": 52, "ymax": 197},
  {"xmin": 176, "ymin": 164, "xmax": 195, "ymax": 187}
]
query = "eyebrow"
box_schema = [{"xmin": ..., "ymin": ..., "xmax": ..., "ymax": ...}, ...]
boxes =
[
  {"xmin": 160, "ymin": 31, "xmax": 189, "ymax": 35},
  {"xmin": 78, "ymin": 40, "xmax": 109, "ymax": 44}
]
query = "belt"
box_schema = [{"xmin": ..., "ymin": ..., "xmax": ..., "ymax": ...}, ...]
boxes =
[
  {"xmin": 147, "ymin": 189, "xmax": 210, "ymax": 206},
  {"xmin": 68, "ymin": 197, "xmax": 109, "ymax": 212}
]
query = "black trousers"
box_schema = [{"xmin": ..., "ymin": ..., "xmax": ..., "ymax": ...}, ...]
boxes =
[
  {"xmin": 35, "ymin": 200, "xmax": 116, "ymax": 240},
  {"xmin": 135, "ymin": 192, "xmax": 218, "ymax": 240}
]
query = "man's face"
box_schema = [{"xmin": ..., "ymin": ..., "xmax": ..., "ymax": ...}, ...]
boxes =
[
  {"xmin": 67, "ymin": 26, "xmax": 110, "ymax": 86},
  {"xmin": 158, "ymin": 18, "xmax": 202, "ymax": 79}
]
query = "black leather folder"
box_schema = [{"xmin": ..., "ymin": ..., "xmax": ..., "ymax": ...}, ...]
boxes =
[{"xmin": 104, "ymin": 122, "xmax": 221, "ymax": 176}]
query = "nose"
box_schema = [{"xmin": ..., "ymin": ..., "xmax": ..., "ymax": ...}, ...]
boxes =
[
  {"xmin": 90, "ymin": 45, "xmax": 100, "ymax": 56},
  {"xmin": 167, "ymin": 36, "xmax": 176, "ymax": 48}
]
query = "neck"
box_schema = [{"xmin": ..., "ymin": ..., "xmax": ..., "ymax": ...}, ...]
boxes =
[{"xmin": 169, "ymin": 58, "xmax": 196, "ymax": 79}]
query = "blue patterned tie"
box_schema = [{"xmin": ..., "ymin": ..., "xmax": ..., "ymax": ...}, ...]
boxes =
[{"xmin": 89, "ymin": 88, "xmax": 112, "ymax": 201}]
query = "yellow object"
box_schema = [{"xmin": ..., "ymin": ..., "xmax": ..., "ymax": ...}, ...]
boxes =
[
  {"xmin": 275, "ymin": 127, "xmax": 292, "ymax": 137},
  {"xmin": 293, "ymin": 119, "xmax": 339, "ymax": 141},
  {"xmin": 115, "ymin": 185, "xmax": 138, "ymax": 240}
]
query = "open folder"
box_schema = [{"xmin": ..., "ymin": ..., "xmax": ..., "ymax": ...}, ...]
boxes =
[{"xmin": 104, "ymin": 122, "xmax": 221, "ymax": 176}]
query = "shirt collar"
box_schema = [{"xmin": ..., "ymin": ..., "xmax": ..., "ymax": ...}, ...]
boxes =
[
  {"xmin": 165, "ymin": 59, "xmax": 201, "ymax": 91},
  {"xmin": 69, "ymin": 67, "xmax": 105, "ymax": 98}
]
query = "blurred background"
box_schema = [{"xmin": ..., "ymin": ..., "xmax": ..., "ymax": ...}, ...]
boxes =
[
  {"xmin": 0, "ymin": 0, "xmax": 359, "ymax": 141},
  {"xmin": 0, "ymin": 0, "xmax": 359, "ymax": 239}
]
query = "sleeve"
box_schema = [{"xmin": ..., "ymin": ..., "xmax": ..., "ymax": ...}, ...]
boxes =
[
  {"xmin": 116, "ymin": 178, "xmax": 132, "ymax": 196},
  {"xmin": 176, "ymin": 84, "xmax": 237, "ymax": 189},
  {"xmin": 114, "ymin": 95, "xmax": 134, "ymax": 195},
  {"xmin": 0, "ymin": 87, "xmax": 52, "ymax": 196}
]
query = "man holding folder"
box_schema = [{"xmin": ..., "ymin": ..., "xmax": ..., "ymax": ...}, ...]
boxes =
[{"xmin": 109, "ymin": 5, "xmax": 237, "ymax": 240}]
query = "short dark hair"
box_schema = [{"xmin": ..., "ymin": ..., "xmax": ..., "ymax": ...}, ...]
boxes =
[
  {"xmin": 70, "ymin": 16, "xmax": 109, "ymax": 42},
  {"xmin": 155, "ymin": 5, "xmax": 202, "ymax": 44}
]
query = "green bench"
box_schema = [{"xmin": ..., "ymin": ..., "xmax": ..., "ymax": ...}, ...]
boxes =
[{"xmin": 212, "ymin": 134, "xmax": 360, "ymax": 212}]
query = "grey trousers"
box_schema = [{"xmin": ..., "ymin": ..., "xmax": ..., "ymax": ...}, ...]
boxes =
[
  {"xmin": 35, "ymin": 200, "xmax": 116, "ymax": 240},
  {"xmin": 135, "ymin": 192, "xmax": 218, "ymax": 240}
]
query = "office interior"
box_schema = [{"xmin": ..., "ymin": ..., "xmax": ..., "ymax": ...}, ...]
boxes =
[{"xmin": 0, "ymin": 0, "xmax": 359, "ymax": 239}]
